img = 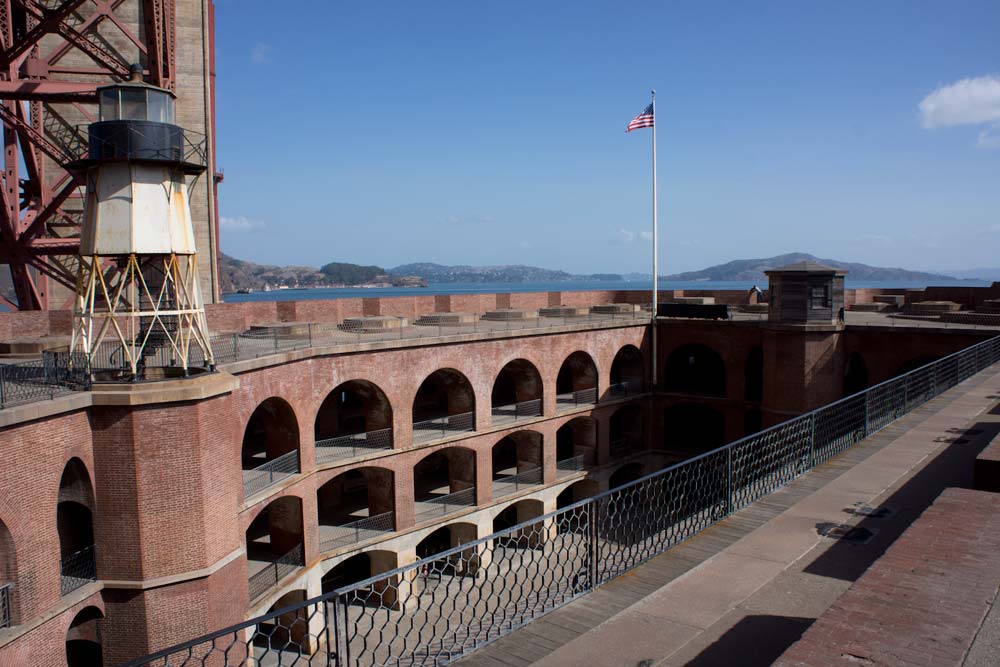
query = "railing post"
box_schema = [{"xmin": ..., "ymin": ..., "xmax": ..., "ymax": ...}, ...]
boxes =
[
  {"xmin": 726, "ymin": 447, "xmax": 733, "ymax": 516},
  {"xmin": 587, "ymin": 498, "xmax": 598, "ymax": 592},
  {"xmin": 863, "ymin": 392, "xmax": 871, "ymax": 437},
  {"xmin": 809, "ymin": 413, "xmax": 817, "ymax": 468}
]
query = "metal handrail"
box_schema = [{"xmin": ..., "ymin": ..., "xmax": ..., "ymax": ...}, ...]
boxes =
[
  {"xmin": 247, "ymin": 543, "xmax": 304, "ymax": 602},
  {"xmin": 608, "ymin": 380, "xmax": 643, "ymax": 398},
  {"xmin": 318, "ymin": 511, "xmax": 395, "ymax": 553},
  {"xmin": 556, "ymin": 387, "xmax": 598, "ymax": 408},
  {"xmin": 118, "ymin": 334, "xmax": 1000, "ymax": 667},
  {"xmin": 60, "ymin": 545, "xmax": 97, "ymax": 595},
  {"xmin": 0, "ymin": 581, "xmax": 11, "ymax": 628},
  {"xmin": 491, "ymin": 399, "xmax": 543, "ymax": 422},
  {"xmin": 315, "ymin": 428, "xmax": 393, "ymax": 463},
  {"xmin": 413, "ymin": 487, "xmax": 476, "ymax": 522},
  {"xmin": 556, "ymin": 455, "xmax": 586, "ymax": 474},
  {"xmin": 412, "ymin": 411, "xmax": 475, "ymax": 443},
  {"xmin": 242, "ymin": 449, "xmax": 300, "ymax": 498},
  {"xmin": 492, "ymin": 466, "xmax": 543, "ymax": 497}
]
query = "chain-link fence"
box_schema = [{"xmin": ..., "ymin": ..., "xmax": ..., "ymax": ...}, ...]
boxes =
[{"xmin": 122, "ymin": 335, "xmax": 1000, "ymax": 667}]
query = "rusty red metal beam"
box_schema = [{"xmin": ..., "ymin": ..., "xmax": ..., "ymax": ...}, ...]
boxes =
[{"xmin": 0, "ymin": 0, "xmax": 183, "ymax": 310}]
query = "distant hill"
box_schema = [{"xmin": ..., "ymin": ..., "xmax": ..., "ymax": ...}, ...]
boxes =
[
  {"xmin": 219, "ymin": 254, "xmax": 420, "ymax": 291},
  {"xmin": 388, "ymin": 262, "xmax": 622, "ymax": 283},
  {"xmin": 664, "ymin": 253, "xmax": 958, "ymax": 283}
]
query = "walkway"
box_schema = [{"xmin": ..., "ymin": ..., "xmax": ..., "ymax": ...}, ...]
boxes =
[{"xmin": 455, "ymin": 365, "xmax": 1000, "ymax": 667}]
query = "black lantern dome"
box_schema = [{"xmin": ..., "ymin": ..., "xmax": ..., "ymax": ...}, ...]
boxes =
[{"xmin": 69, "ymin": 64, "xmax": 204, "ymax": 174}]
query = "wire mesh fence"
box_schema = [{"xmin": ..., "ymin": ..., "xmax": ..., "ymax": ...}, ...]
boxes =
[
  {"xmin": 243, "ymin": 450, "xmax": 301, "ymax": 499},
  {"xmin": 60, "ymin": 545, "xmax": 97, "ymax": 596},
  {"xmin": 315, "ymin": 429, "xmax": 395, "ymax": 465},
  {"xmin": 319, "ymin": 513, "xmax": 396, "ymax": 554},
  {"xmin": 412, "ymin": 412, "xmax": 475, "ymax": 444},
  {"xmin": 248, "ymin": 544, "xmax": 305, "ymax": 603},
  {"xmin": 0, "ymin": 582, "xmax": 11, "ymax": 629},
  {"xmin": 124, "ymin": 334, "xmax": 1000, "ymax": 667}
]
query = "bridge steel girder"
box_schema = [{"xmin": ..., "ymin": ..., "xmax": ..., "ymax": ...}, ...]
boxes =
[{"xmin": 0, "ymin": 0, "xmax": 177, "ymax": 310}]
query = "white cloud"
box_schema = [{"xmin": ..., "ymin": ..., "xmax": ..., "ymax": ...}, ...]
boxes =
[
  {"xmin": 612, "ymin": 228, "xmax": 653, "ymax": 245},
  {"xmin": 919, "ymin": 76, "xmax": 1000, "ymax": 129},
  {"xmin": 990, "ymin": 224, "xmax": 1000, "ymax": 233},
  {"xmin": 251, "ymin": 43, "xmax": 271, "ymax": 64},
  {"xmin": 858, "ymin": 234, "xmax": 892, "ymax": 244},
  {"xmin": 977, "ymin": 122, "xmax": 1000, "ymax": 149},
  {"xmin": 220, "ymin": 215, "xmax": 265, "ymax": 232},
  {"xmin": 518, "ymin": 240, "xmax": 533, "ymax": 249}
]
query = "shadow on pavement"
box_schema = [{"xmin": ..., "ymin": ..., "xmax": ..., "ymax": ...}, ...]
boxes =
[
  {"xmin": 681, "ymin": 615, "xmax": 814, "ymax": 667},
  {"xmin": 801, "ymin": 418, "xmax": 1000, "ymax": 582}
]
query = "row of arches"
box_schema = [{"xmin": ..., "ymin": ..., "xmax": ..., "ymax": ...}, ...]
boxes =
[
  {"xmin": 244, "ymin": 403, "xmax": 647, "ymax": 592},
  {"xmin": 242, "ymin": 346, "xmax": 646, "ymax": 498},
  {"xmin": 1, "ymin": 458, "xmax": 99, "ymax": 659}
]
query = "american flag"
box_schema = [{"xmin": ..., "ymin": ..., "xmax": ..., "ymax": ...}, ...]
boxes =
[{"xmin": 626, "ymin": 103, "xmax": 654, "ymax": 133}]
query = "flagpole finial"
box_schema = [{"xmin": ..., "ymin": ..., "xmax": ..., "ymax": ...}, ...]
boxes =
[{"xmin": 651, "ymin": 89, "xmax": 655, "ymax": 98}]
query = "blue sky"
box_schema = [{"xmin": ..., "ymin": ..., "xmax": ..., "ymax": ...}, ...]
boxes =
[{"xmin": 213, "ymin": 1, "xmax": 1000, "ymax": 275}]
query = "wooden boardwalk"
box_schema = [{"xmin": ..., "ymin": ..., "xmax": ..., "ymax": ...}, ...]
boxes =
[{"xmin": 455, "ymin": 369, "xmax": 999, "ymax": 667}]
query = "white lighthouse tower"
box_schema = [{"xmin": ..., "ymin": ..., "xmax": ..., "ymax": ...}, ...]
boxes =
[{"xmin": 68, "ymin": 64, "xmax": 213, "ymax": 380}]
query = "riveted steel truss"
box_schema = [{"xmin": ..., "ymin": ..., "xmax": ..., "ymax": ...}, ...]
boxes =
[{"xmin": 0, "ymin": 0, "xmax": 177, "ymax": 310}]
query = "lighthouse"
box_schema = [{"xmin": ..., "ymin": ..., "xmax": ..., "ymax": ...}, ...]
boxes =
[{"xmin": 68, "ymin": 64, "xmax": 214, "ymax": 380}]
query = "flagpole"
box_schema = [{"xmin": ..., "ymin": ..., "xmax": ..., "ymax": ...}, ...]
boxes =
[{"xmin": 651, "ymin": 89, "xmax": 658, "ymax": 388}]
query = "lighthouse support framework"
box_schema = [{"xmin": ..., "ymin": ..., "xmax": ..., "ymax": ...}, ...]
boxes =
[{"xmin": 0, "ymin": 0, "xmax": 217, "ymax": 311}]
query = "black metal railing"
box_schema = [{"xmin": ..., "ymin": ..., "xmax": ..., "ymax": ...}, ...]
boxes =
[
  {"xmin": 121, "ymin": 334, "xmax": 1000, "ymax": 667},
  {"xmin": 247, "ymin": 544, "xmax": 304, "ymax": 602},
  {"xmin": 0, "ymin": 352, "xmax": 89, "ymax": 410},
  {"xmin": 0, "ymin": 581, "xmax": 11, "ymax": 628},
  {"xmin": 242, "ymin": 450, "xmax": 300, "ymax": 499},
  {"xmin": 60, "ymin": 545, "xmax": 97, "ymax": 596}
]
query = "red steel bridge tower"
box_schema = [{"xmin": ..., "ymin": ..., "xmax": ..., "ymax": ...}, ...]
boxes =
[{"xmin": 0, "ymin": 0, "xmax": 219, "ymax": 311}]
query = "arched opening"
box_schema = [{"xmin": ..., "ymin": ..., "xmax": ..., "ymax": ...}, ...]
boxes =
[
  {"xmin": 58, "ymin": 459, "xmax": 96, "ymax": 595},
  {"xmin": 664, "ymin": 344, "xmax": 727, "ymax": 397},
  {"xmin": 663, "ymin": 403, "xmax": 726, "ymax": 456},
  {"xmin": 492, "ymin": 499, "xmax": 546, "ymax": 549},
  {"xmin": 610, "ymin": 345, "xmax": 644, "ymax": 397},
  {"xmin": 413, "ymin": 448, "xmax": 477, "ymax": 522},
  {"xmin": 491, "ymin": 359, "xmax": 543, "ymax": 424},
  {"xmin": 321, "ymin": 550, "xmax": 399, "ymax": 595},
  {"xmin": 415, "ymin": 523, "xmax": 480, "ymax": 578},
  {"xmin": 843, "ymin": 352, "xmax": 869, "ymax": 396},
  {"xmin": 0, "ymin": 519, "xmax": 13, "ymax": 628},
  {"xmin": 491, "ymin": 431, "xmax": 543, "ymax": 498},
  {"xmin": 254, "ymin": 589, "xmax": 313, "ymax": 654},
  {"xmin": 246, "ymin": 496, "xmax": 304, "ymax": 602},
  {"xmin": 556, "ymin": 351, "xmax": 598, "ymax": 410},
  {"xmin": 556, "ymin": 417, "xmax": 596, "ymax": 475},
  {"xmin": 322, "ymin": 550, "xmax": 400, "ymax": 608},
  {"xmin": 242, "ymin": 397, "xmax": 301, "ymax": 498},
  {"xmin": 609, "ymin": 404, "xmax": 645, "ymax": 459},
  {"xmin": 744, "ymin": 347, "xmax": 763, "ymax": 402},
  {"xmin": 556, "ymin": 480, "xmax": 599, "ymax": 509},
  {"xmin": 609, "ymin": 462, "xmax": 645, "ymax": 489},
  {"xmin": 412, "ymin": 369, "xmax": 476, "ymax": 443},
  {"xmin": 315, "ymin": 381, "xmax": 393, "ymax": 463},
  {"xmin": 66, "ymin": 606, "xmax": 103, "ymax": 667},
  {"xmin": 317, "ymin": 468, "xmax": 395, "ymax": 553}
]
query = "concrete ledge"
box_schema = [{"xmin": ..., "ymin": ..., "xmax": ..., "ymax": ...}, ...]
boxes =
[
  {"xmin": 774, "ymin": 487, "xmax": 1000, "ymax": 667},
  {"xmin": 89, "ymin": 371, "xmax": 238, "ymax": 406}
]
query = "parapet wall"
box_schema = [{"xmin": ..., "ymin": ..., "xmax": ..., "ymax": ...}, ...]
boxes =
[{"xmin": 2, "ymin": 284, "xmax": 998, "ymax": 339}]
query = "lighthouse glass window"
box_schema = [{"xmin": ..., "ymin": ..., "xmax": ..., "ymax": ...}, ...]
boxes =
[{"xmin": 147, "ymin": 91, "xmax": 175, "ymax": 124}]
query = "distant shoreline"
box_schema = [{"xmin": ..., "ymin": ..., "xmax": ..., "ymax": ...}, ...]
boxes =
[{"xmin": 221, "ymin": 278, "xmax": 993, "ymax": 303}]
